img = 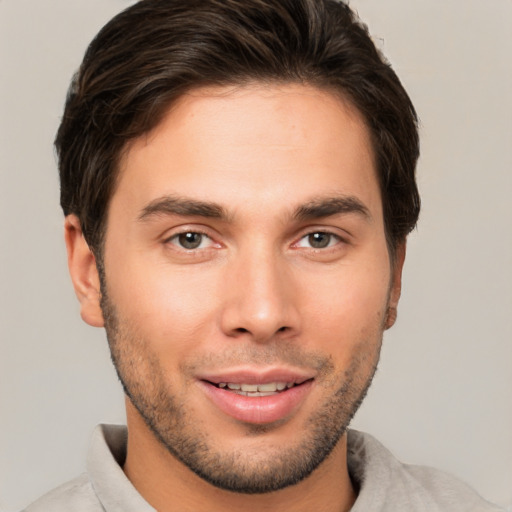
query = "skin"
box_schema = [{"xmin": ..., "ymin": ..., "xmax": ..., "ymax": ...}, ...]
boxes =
[{"xmin": 65, "ymin": 84, "xmax": 405, "ymax": 512}]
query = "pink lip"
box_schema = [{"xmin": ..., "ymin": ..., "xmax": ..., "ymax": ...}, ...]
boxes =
[
  {"xmin": 197, "ymin": 368, "xmax": 315, "ymax": 424},
  {"xmin": 198, "ymin": 367, "xmax": 315, "ymax": 385}
]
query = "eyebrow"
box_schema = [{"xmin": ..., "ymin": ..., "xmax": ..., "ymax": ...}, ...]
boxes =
[
  {"xmin": 138, "ymin": 195, "xmax": 228, "ymax": 221},
  {"xmin": 138, "ymin": 194, "xmax": 371, "ymax": 224},
  {"xmin": 293, "ymin": 196, "xmax": 372, "ymax": 222}
]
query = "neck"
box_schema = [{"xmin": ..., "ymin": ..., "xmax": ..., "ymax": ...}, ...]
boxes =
[{"xmin": 123, "ymin": 400, "xmax": 356, "ymax": 512}]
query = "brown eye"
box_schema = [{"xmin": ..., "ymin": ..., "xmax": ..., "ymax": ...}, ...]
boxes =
[
  {"xmin": 307, "ymin": 232, "xmax": 332, "ymax": 249},
  {"xmin": 169, "ymin": 232, "xmax": 211, "ymax": 250},
  {"xmin": 179, "ymin": 233, "xmax": 203, "ymax": 249}
]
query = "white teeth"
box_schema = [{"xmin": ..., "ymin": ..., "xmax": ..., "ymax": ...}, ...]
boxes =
[
  {"xmin": 240, "ymin": 384, "xmax": 259, "ymax": 392},
  {"xmin": 219, "ymin": 382, "xmax": 296, "ymax": 392},
  {"xmin": 252, "ymin": 383, "xmax": 276, "ymax": 392}
]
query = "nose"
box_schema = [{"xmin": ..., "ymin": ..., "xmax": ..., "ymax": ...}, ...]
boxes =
[{"xmin": 219, "ymin": 249, "xmax": 301, "ymax": 343}]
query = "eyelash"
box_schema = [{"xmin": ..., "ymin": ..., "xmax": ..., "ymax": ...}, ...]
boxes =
[
  {"xmin": 164, "ymin": 229, "xmax": 345, "ymax": 252},
  {"xmin": 165, "ymin": 230, "xmax": 216, "ymax": 251},
  {"xmin": 294, "ymin": 231, "xmax": 344, "ymax": 250}
]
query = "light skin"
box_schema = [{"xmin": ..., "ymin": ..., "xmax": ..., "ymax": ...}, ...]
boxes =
[{"xmin": 65, "ymin": 84, "xmax": 405, "ymax": 512}]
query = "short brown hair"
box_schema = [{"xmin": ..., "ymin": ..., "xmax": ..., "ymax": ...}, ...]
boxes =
[{"xmin": 56, "ymin": 0, "xmax": 420, "ymax": 254}]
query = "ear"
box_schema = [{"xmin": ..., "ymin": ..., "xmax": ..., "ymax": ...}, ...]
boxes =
[
  {"xmin": 385, "ymin": 241, "xmax": 406, "ymax": 330},
  {"xmin": 64, "ymin": 215, "xmax": 104, "ymax": 327}
]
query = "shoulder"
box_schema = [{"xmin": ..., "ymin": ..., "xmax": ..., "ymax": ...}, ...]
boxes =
[
  {"xmin": 348, "ymin": 430, "xmax": 505, "ymax": 512},
  {"xmin": 23, "ymin": 474, "xmax": 102, "ymax": 512},
  {"xmin": 393, "ymin": 463, "xmax": 505, "ymax": 512}
]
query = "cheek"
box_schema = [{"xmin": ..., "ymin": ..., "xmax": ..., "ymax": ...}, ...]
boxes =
[
  {"xmin": 107, "ymin": 260, "xmax": 220, "ymax": 354},
  {"xmin": 298, "ymin": 262, "xmax": 390, "ymax": 352}
]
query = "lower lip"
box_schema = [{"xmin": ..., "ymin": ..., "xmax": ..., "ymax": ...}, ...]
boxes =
[{"xmin": 198, "ymin": 380, "xmax": 313, "ymax": 424}]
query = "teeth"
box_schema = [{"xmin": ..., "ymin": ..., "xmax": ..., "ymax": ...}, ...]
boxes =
[
  {"xmin": 219, "ymin": 382, "xmax": 295, "ymax": 392},
  {"xmin": 256, "ymin": 383, "xmax": 277, "ymax": 392},
  {"xmin": 240, "ymin": 384, "xmax": 259, "ymax": 392}
]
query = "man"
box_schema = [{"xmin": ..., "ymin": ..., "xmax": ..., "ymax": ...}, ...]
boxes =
[{"xmin": 24, "ymin": 0, "xmax": 504, "ymax": 510}]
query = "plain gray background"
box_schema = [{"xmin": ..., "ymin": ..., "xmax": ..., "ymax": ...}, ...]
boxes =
[{"xmin": 1, "ymin": 1, "xmax": 511, "ymax": 510}]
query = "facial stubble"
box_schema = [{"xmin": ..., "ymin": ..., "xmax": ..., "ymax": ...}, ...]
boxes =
[{"xmin": 99, "ymin": 272, "xmax": 384, "ymax": 494}]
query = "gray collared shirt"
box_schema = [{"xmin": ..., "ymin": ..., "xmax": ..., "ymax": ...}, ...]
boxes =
[
  {"xmin": 25, "ymin": 425, "xmax": 154, "ymax": 512},
  {"xmin": 24, "ymin": 424, "xmax": 504, "ymax": 511}
]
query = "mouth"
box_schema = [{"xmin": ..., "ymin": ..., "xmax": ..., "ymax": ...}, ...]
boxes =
[
  {"xmin": 198, "ymin": 372, "xmax": 315, "ymax": 424},
  {"xmin": 209, "ymin": 380, "xmax": 308, "ymax": 396}
]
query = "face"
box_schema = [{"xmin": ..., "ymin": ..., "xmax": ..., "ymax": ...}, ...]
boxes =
[{"xmin": 71, "ymin": 84, "xmax": 403, "ymax": 493}]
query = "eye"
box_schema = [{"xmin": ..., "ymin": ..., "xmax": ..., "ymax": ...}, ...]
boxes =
[
  {"xmin": 168, "ymin": 232, "xmax": 214, "ymax": 250},
  {"xmin": 296, "ymin": 232, "xmax": 341, "ymax": 249}
]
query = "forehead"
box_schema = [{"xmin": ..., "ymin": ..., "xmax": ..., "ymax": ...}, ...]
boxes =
[{"xmin": 114, "ymin": 83, "xmax": 381, "ymax": 222}]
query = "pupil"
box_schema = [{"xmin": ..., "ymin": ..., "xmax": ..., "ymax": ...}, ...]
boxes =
[
  {"xmin": 179, "ymin": 232, "xmax": 202, "ymax": 249},
  {"xmin": 309, "ymin": 232, "xmax": 330, "ymax": 249}
]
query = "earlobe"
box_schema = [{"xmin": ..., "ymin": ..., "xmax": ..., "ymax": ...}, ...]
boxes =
[
  {"xmin": 64, "ymin": 215, "xmax": 105, "ymax": 327},
  {"xmin": 385, "ymin": 242, "xmax": 406, "ymax": 330}
]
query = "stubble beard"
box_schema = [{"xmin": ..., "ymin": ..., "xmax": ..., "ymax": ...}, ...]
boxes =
[{"xmin": 99, "ymin": 281, "xmax": 383, "ymax": 494}]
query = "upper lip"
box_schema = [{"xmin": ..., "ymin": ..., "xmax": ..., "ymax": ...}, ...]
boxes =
[{"xmin": 197, "ymin": 367, "xmax": 316, "ymax": 385}]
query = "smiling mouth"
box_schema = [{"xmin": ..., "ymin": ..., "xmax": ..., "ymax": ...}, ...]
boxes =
[
  {"xmin": 200, "ymin": 376, "xmax": 315, "ymax": 423},
  {"xmin": 207, "ymin": 380, "xmax": 310, "ymax": 397}
]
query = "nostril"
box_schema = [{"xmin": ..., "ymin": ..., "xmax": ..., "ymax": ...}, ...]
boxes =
[{"xmin": 232, "ymin": 326, "xmax": 288, "ymax": 335}]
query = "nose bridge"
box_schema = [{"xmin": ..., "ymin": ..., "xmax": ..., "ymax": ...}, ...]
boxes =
[{"xmin": 220, "ymin": 242, "xmax": 299, "ymax": 341}]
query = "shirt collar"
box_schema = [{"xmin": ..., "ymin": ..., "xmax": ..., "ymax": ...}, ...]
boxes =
[{"xmin": 87, "ymin": 424, "xmax": 156, "ymax": 512}]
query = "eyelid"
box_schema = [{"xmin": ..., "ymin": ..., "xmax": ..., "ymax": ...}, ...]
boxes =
[
  {"xmin": 294, "ymin": 232, "xmax": 342, "ymax": 249},
  {"xmin": 168, "ymin": 232, "xmax": 214, "ymax": 250},
  {"xmin": 162, "ymin": 225, "xmax": 221, "ymax": 249},
  {"xmin": 292, "ymin": 226, "xmax": 350, "ymax": 246}
]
